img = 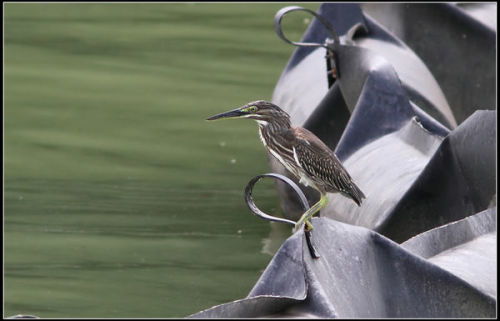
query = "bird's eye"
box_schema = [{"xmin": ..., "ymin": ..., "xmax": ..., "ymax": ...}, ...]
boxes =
[{"xmin": 244, "ymin": 106, "xmax": 258, "ymax": 113}]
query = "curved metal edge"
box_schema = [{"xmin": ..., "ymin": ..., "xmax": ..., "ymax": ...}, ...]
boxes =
[
  {"xmin": 274, "ymin": 6, "xmax": 340, "ymax": 48},
  {"xmin": 244, "ymin": 173, "xmax": 320, "ymax": 258},
  {"xmin": 244, "ymin": 173, "xmax": 307, "ymax": 225}
]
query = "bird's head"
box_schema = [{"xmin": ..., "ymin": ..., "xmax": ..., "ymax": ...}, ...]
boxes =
[{"xmin": 206, "ymin": 100, "xmax": 290, "ymax": 125}]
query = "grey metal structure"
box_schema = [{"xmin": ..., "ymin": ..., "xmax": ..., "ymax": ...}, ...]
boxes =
[{"xmin": 191, "ymin": 3, "xmax": 496, "ymax": 318}]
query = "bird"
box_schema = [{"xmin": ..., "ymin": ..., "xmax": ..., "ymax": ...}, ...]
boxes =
[{"xmin": 206, "ymin": 100, "xmax": 365, "ymax": 231}]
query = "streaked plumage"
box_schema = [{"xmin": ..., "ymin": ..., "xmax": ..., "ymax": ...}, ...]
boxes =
[
  {"xmin": 251, "ymin": 102, "xmax": 365, "ymax": 205},
  {"xmin": 207, "ymin": 100, "xmax": 365, "ymax": 230}
]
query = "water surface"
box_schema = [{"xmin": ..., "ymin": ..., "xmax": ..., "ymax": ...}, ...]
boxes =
[{"xmin": 4, "ymin": 3, "xmax": 317, "ymax": 317}]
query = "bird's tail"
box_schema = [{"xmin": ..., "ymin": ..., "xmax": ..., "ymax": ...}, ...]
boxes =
[{"xmin": 349, "ymin": 183, "xmax": 366, "ymax": 206}]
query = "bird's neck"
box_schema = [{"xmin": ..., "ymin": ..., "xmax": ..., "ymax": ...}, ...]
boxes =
[
  {"xmin": 255, "ymin": 116, "xmax": 291, "ymax": 132},
  {"xmin": 256, "ymin": 117, "xmax": 291, "ymax": 147}
]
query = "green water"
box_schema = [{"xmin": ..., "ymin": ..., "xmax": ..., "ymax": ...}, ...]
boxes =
[{"xmin": 4, "ymin": 3, "xmax": 318, "ymax": 318}]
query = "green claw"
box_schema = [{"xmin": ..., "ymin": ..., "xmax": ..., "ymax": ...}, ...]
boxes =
[
  {"xmin": 293, "ymin": 220, "xmax": 313, "ymax": 232},
  {"xmin": 294, "ymin": 193, "xmax": 329, "ymax": 232}
]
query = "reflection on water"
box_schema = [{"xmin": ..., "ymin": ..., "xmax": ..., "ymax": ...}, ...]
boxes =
[
  {"xmin": 4, "ymin": 178, "xmax": 285, "ymax": 317},
  {"xmin": 261, "ymin": 222, "xmax": 293, "ymax": 256}
]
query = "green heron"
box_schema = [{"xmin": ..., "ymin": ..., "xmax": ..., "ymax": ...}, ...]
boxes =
[{"xmin": 207, "ymin": 100, "xmax": 365, "ymax": 231}]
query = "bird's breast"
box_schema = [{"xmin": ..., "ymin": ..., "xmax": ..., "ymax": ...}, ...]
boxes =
[
  {"xmin": 259, "ymin": 125, "xmax": 299, "ymax": 172},
  {"xmin": 258, "ymin": 127, "xmax": 267, "ymax": 147}
]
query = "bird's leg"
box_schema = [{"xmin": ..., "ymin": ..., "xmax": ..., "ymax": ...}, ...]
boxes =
[{"xmin": 294, "ymin": 193, "xmax": 328, "ymax": 232}]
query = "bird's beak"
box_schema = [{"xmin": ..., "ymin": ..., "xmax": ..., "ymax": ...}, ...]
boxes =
[{"xmin": 206, "ymin": 107, "xmax": 247, "ymax": 121}]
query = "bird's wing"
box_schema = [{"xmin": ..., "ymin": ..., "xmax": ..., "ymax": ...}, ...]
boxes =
[{"xmin": 292, "ymin": 127, "xmax": 365, "ymax": 203}]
